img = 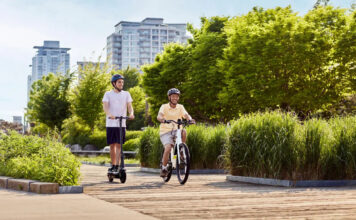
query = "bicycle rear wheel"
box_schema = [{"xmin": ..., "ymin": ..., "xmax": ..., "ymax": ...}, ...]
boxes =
[{"xmin": 176, "ymin": 143, "xmax": 190, "ymax": 185}]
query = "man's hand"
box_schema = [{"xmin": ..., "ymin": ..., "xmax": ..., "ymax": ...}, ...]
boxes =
[
  {"xmin": 128, "ymin": 115, "xmax": 135, "ymax": 120},
  {"xmin": 108, "ymin": 115, "xmax": 115, "ymax": 119}
]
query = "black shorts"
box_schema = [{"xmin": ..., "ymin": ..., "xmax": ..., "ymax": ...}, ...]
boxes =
[{"xmin": 106, "ymin": 127, "xmax": 126, "ymax": 145}]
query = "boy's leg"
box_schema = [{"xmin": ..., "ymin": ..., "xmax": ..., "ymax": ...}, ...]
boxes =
[
  {"xmin": 162, "ymin": 144, "xmax": 172, "ymax": 166},
  {"xmin": 110, "ymin": 144, "xmax": 117, "ymax": 165},
  {"xmin": 182, "ymin": 129, "xmax": 187, "ymax": 143},
  {"xmin": 115, "ymin": 143, "xmax": 121, "ymax": 167}
]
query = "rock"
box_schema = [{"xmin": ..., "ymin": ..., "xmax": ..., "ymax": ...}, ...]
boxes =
[
  {"xmin": 83, "ymin": 144, "xmax": 98, "ymax": 151},
  {"xmin": 70, "ymin": 144, "xmax": 82, "ymax": 151},
  {"xmin": 103, "ymin": 146, "xmax": 110, "ymax": 152},
  {"xmin": 65, "ymin": 144, "xmax": 71, "ymax": 149}
]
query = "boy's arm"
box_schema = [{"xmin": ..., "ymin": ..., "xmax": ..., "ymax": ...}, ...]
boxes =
[
  {"xmin": 103, "ymin": 102, "xmax": 114, "ymax": 119},
  {"xmin": 127, "ymin": 102, "xmax": 135, "ymax": 119}
]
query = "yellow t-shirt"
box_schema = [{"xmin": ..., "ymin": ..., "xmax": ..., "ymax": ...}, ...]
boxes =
[{"xmin": 158, "ymin": 103, "xmax": 188, "ymax": 135}]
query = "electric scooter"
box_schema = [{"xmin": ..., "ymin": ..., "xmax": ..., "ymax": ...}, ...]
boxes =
[{"xmin": 107, "ymin": 116, "xmax": 129, "ymax": 183}]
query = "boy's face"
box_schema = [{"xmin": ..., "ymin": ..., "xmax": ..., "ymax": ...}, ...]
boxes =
[
  {"xmin": 169, "ymin": 94, "xmax": 179, "ymax": 105},
  {"xmin": 115, "ymin": 79, "xmax": 124, "ymax": 90}
]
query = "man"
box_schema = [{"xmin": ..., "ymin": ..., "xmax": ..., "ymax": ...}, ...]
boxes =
[
  {"xmin": 157, "ymin": 88, "xmax": 195, "ymax": 177},
  {"xmin": 102, "ymin": 74, "xmax": 134, "ymax": 174}
]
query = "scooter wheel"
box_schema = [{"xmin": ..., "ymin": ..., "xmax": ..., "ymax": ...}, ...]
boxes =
[
  {"xmin": 108, "ymin": 174, "xmax": 114, "ymax": 182},
  {"xmin": 120, "ymin": 170, "xmax": 126, "ymax": 183}
]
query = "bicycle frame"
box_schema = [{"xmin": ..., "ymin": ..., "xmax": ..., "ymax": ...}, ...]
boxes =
[{"xmin": 166, "ymin": 119, "xmax": 188, "ymax": 169}]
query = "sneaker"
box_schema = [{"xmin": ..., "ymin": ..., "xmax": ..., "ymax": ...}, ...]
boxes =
[
  {"xmin": 113, "ymin": 165, "xmax": 119, "ymax": 174},
  {"xmin": 160, "ymin": 168, "xmax": 168, "ymax": 177},
  {"xmin": 108, "ymin": 165, "xmax": 115, "ymax": 173}
]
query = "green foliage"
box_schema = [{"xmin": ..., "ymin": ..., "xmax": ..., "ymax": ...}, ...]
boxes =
[
  {"xmin": 182, "ymin": 16, "xmax": 229, "ymax": 122},
  {"xmin": 220, "ymin": 6, "xmax": 352, "ymax": 119},
  {"xmin": 141, "ymin": 43, "xmax": 191, "ymax": 123},
  {"xmin": 138, "ymin": 127, "xmax": 161, "ymax": 167},
  {"xmin": 121, "ymin": 67, "xmax": 140, "ymax": 90},
  {"xmin": 123, "ymin": 138, "xmax": 140, "ymax": 151},
  {"xmin": 0, "ymin": 131, "xmax": 81, "ymax": 186},
  {"xmin": 27, "ymin": 72, "xmax": 72, "ymax": 130},
  {"xmin": 138, "ymin": 125, "xmax": 228, "ymax": 169},
  {"xmin": 71, "ymin": 61, "xmax": 110, "ymax": 131},
  {"xmin": 127, "ymin": 86, "xmax": 146, "ymax": 130},
  {"xmin": 228, "ymin": 111, "xmax": 299, "ymax": 179}
]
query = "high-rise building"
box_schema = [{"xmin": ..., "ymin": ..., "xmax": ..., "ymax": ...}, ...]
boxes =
[
  {"xmin": 13, "ymin": 116, "xmax": 22, "ymax": 125},
  {"xmin": 107, "ymin": 18, "xmax": 189, "ymax": 70},
  {"xmin": 27, "ymin": 41, "xmax": 70, "ymax": 100},
  {"xmin": 77, "ymin": 61, "xmax": 106, "ymax": 70}
]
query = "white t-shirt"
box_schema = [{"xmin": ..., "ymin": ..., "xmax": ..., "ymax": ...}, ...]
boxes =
[{"xmin": 102, "ymin": 90, "xmax": 133, "ymax": 127}]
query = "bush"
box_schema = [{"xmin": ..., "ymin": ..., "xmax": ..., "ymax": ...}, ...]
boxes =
[
  {"xmin": 228, "ymin": 111, "xmax": 299, "ymax": 179},
  {"xmin": 138, "ymin": 127, "xmax": 161, "ymax": 168},
  {"xmin": 0, "ymin": 131, "xmax": 81, "ymax": 186},
  {"xmin": 123, "ymin": 138, "xmax": 140, "ymax": 151},
  {"xmin": 138, "ymin": 125, "xmax": 228, "ymax": 169}
]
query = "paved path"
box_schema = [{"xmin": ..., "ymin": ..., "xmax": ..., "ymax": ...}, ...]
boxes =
[
  {"xmin": 81, "ymin": 164, "xmax": 356, "ymax": 219},
  {"xmin": 0, "ymin": 188, "xmax": 155, "ymax": 220}
]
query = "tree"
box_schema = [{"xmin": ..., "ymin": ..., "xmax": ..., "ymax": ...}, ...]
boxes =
[
  {"xmin": 219, "ymin": 6, "xmax": 352, "ymax": 119},
  {"xmin": 126, "ymin": 86, "xmax": 146, "ymax": 130},
  {"xmin": 141, "ymin": 43, "xmax": 191, "ymax": 122},
  {"xmin": 70, "ymin": 62, "xmax": 110, "ymax": 131},
  {"xmin": 183, "ymin": 16, "xmax": 229, "ymax": 122},
  {"xmin": 27, "ymin": 72, "xmax": 72, "ymax": 130}
]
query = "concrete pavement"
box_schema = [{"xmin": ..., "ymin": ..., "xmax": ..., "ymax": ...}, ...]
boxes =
[{"xmin": 0, "ymin": 188, "xmax": 156, "ymax": 220}]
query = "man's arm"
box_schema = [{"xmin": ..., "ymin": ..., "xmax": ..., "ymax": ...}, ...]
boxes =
[
  {"xmin": 103, "ymin": 102, "xmax": 114, "ymax": 119},
  {"xmin": 127, "ymin": 102, "xmax": 135, "ymax": 120}
]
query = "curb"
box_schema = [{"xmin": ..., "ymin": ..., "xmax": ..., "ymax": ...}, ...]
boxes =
[
  {"xmin": 226, "ymin": 175, "xmax": 356, "ymax": 187},
  {"xmin": 81, "ymin": 161, "xmax": 140, "ymax": 167},
  {"xmin": 140, "ymin": 167, "xmax": 227, "ymax": 174},
  {"xmin": 0, "ymin": 176, "xmax": 83, "ymax": 194}
]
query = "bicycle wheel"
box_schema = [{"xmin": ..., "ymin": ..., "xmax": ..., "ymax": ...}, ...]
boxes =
[
  {"xmin": 160, "ymin": 149, "xmax": 172, "ymax": 182},
  {"xmin": 176, "ymin": 143, "xmax": 190, "ymax": 185}
]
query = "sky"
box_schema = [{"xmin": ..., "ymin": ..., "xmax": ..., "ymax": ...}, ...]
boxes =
[{"xmin": 0, "ymin": 0, "xmax": 353, "ymax": 122}]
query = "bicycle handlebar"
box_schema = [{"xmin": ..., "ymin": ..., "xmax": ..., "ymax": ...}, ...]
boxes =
[
  {"xmin": 107, "ymin": 116, "xmax": 130, "ymax": 120},
  {"xmin": 164, "ymin": 119, "xmax": 194, "ymax": 125}
]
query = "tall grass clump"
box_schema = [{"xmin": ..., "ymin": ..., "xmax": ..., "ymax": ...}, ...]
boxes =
[
  {"xmin": 298, "ymin": 118, "xmax": 333, "ymax": 179},
  {"xmin": 0, "ymin": 131, "xmax": 81, "ymax": 186},
  {"xmin": 203, "ymin": 124, "xmax": 228, "ymax": 169},
  {"xmin": 324, "ymin": 116, "xmax": 356, "ymax": 179},
  {"xmin": 138, "ymin": 127, "xmax": 161, "ymax": 168},
  {"xmin": 186, "ymin": 124, "xmax": 207, "ymax": 169},
  {"xmin": 228, "ymin": 111, "xmax": 299, "ymax": 179}
]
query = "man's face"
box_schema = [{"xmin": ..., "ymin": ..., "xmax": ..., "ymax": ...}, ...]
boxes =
[
  {"xmin": 169, "ymin": 94, "xmax": 179, "ymax": 105},
  {"xmin": 114, "ymin": 79, "xmax": 124, "ymax": 90}
]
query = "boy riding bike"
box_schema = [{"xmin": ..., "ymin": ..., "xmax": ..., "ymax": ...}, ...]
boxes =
[{"xmin": 157, "ymin": 88, "xmax": 195, "ymax": 177}]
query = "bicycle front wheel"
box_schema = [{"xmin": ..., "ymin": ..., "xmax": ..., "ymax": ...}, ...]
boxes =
[{"xmin": 176, "ymin": 143, "xmax": 190, "ymax": 185}]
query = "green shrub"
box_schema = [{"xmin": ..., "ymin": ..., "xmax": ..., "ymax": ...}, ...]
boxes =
[
  {"xmin": 126, "ymin": 130, "xmax": 143, "ymax": 140},
  {"xmin": 0, "ymin": 131, "xmax": 81, "ymax": 186},
  {"xmin": 88, "ymin": 130, "xmax": 106, "ymax": 149},
  {"xmin": 228, "ymin": 111, "xmax": 299, "ymax": 179},
  {"xmin": 204, "ymin": 125, "xmax": 228, "ymax": 169},
  {"xmin": 298, "ymin": 119, "xmax": 333, "ymax": 179},
  {"xmin": 186, "ymin": 124, "xmax": 207, "ymax": 169},
  {"xmin": 138, "ymin": 127, "xmax": 160, "ymax": 167},
  {"xmin": 324, "ymin": 116, "xmax": 356, "ymax": 179},
  {"xmin": 123, "ymin": 138, "xmax": 140, "ymax": 151}
]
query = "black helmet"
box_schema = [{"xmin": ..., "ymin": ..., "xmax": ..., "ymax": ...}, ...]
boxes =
[
  {"xmin": 167, "ymin": 88, "xmax": 180, "ymax": 96},
  {"xmin": 111, "ymin": 74, "xmax": 124, "ymax": 83}
]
